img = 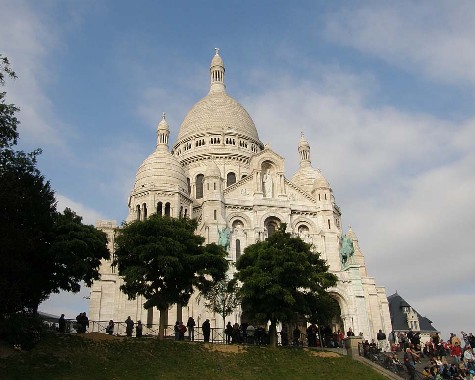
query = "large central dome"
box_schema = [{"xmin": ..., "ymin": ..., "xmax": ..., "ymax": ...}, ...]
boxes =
[
  {"xmin": 174, "ymin": 49, "xmax": 261, "ymax": 149},
  {"xmin": 177, "ymin": 91, "xmax": 259, "ymax": 142}
]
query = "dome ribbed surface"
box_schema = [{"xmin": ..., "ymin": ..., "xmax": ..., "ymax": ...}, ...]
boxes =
[
  {"xmin": 205, "ymin": 160, "xmax": 221, "ymax": 178},
  {"xmin": 177, "ymin": 91, "xmax": 259, "ymax": 142},
  {"xmin": 314, "ymin": 169, "xmax": 330, "ymax": 189},
  {"xmin": 291, "ymin": 167, "xmax": 319, "ymax": 194},
  {"xmin": 134, "ymin": 150, "xmax": 188, "ymax": 193}
]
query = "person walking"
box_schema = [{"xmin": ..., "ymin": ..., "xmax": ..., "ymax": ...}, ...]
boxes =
[
  {"xmin": 125, "ymin": 316, "xmax": 134, "ymax": 337},
  {"xmin": 58, "ymin": 314, "xmax": 66, "ymax": 333},
  {"xmin": 136, "ymin": 320, "xmax": 143, "ymax": 338},
  {"xmin": 202, "ymin": 319, "xmax": 211, "ymax": 342},
  {"xmin": 187, "ymin": 317, "xmax": 196, "ymax": 341},
  {"xmin": 377, "ymin": 329, "xmax": 387, "ymax": 352}
]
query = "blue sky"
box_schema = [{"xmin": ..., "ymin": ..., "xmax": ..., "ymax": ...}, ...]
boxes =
[{"xmin": 2, "ymin": 0, "xmax": 474, "ymax": 340}]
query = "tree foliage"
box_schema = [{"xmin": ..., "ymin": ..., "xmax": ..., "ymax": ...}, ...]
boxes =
[
  {"xmin": 235, "ymin": 224, "xmax": 338, "ymax": 346},
  {"xmin": 198, "ymin": 275, "xmax": 241, "ymax": 328},
  {"xmin": 0, "ymin": 54, "xmax": 109, "ymax": 314},
  {"xmin": 48, "ymin": 208, "xmax": 110, "ymax": 293},
  {"xmin": 114, "ymin": 215, "xmax": 229, "ymax": 311}
]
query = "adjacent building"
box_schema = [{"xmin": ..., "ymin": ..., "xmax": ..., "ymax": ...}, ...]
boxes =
[{"xmin": 387, "ymin": 292, "xmax": 438, "ymax": 343}]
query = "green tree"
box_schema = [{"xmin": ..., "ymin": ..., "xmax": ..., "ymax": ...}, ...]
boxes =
[
  {"xmin": 235, "ymin": 224, "xmax": 338, "ymax": 346},
  {"xmin": 48, "ymin": 208, "xmax": 110, "ymax": 293},
  {"xmin": 198, "ymin": 275, "xmax": 241, "ymax": 334},
  {"xmin": 0, "ymin": 55, "xmax": 110, "ymax": 314},
  {"xmin": 114, "ymin": 215, "xmax": 229, "ymax": 338}
]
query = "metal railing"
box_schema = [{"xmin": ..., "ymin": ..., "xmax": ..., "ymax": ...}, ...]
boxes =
[{"xmin": 43, "ymin": 318, "xmax": 336, "ymax": 349}]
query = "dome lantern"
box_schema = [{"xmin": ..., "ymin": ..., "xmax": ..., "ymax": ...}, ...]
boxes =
[
  {"xmin": 157, "ymin": 112, "xmax": 170, "ymax": 151},
  {"xmin": 298, "ymin": 132, "xmax": 311, "ymax": 168},
  {"xmin": 210, "ymin": 48, "xmax": 225, "ymax": 94}
]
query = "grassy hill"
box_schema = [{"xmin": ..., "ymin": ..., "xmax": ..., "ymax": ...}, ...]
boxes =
[{"xmin": 0, "ymin": 333, "xmax": 387, "ymax": 380}]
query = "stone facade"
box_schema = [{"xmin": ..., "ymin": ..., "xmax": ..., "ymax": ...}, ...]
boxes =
[{"xmin": 89, "ymin": 50, "xmax": 392, "ymax": 341}]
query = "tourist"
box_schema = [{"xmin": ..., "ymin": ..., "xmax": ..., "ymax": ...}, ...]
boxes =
[
  {"xmin": 306, "ymin": 324, "xmax": 317, "ymax": 347},
  {"xmin": 174, "ymin": 321, "xmax": 180, "ymax": 340},
  {"xmin": 76, "ymin": 312, "xmax": 89, "ymax": 333},
  {"xmin": 464, "ymin": 344, "xmax": 475, "ymax": 371},
  {"xmin": 58, "ymin": 314, "xmax": 66, "ymax": 333},
  {"xmin": 136, "ymin": 320, "xmax": 143, "ymax": 338},
  {"xmin": 225, "ymin": 322, "xmax": 233, "ymax": 344},
  {"xmin": 125, "ymin": 316, "xmax": 134, "ymax": 337},
  {"xmin": 187, "ymin": 317, "xmax": 195, "ymax": 341},
  {"xmin": 178, "ymin": 322, "xmax": 187, "ymax": 340},
  {"xmin": 105, "ymin": 320, "xmax": 114, "ymax": 335},
  {"xmin": 347, "ymin": 327, "xmax": 355, "ymax": 337},
  {"xmin": 232, "ymin": 322, "xmax": 240, "ymax": 344},
  {"xmin": 377, "ymin": 329, "xmax": 387, "ymax": 352},
  {"xmin": 404, "ymin": 347, "xmax": 416, "ymax": 380},
  {"xmin": 280, "ymin": 325, "xmax": 289, "ymax": 346},
  {"xmin": 246, "ymin": 323, "xmax": 255, "ymax": 344},
  {"xmin": 292, "ymin": 326, "xmax": 301, "ymax": 346},
  {"xmin": 202, "ymin": 319, "xmax": 211, "ymax": 342}
]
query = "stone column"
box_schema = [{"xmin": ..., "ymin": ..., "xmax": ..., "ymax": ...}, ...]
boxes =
[{"xmin": 344, "ymin": 336, "xmax": 363, "ymax": 358}]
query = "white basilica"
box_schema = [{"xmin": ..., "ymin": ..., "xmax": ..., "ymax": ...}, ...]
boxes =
[{"xmin": 89, "ymin": 50, "xmax": 392, "ymax": 339}]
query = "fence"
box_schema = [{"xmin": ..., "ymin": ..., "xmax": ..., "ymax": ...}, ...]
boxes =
[{"xmin": 45, "ymin": 318, "xmax": 316, "ymax": 346}]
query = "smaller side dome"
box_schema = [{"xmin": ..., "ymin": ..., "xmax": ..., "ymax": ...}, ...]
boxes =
[
  {"xmin": 205, "ymin": 160, "xmax": 221, "ymax": 178},
  {"xmin": 313, "ymin": 168, "xmax": 330, "ymax": 189},
  {"xmin": 133, "ymin": 150, "xmax": 188, "ymax": 194}
]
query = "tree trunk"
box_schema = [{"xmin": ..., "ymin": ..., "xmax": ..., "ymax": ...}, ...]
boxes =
[{"xmin": 158, "ymin": 306, "xmax": 167, "ymax": 340}]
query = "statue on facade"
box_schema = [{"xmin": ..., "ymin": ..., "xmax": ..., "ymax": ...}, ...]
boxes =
[
  {"xmin": 217, "ymin": 226, "xmax": 231, "ymax": 251},
  {"xmin": 339, "ymin": 234, "xmax": 354, "ymax": 265},
  {"xmin": 262, "ymin": 169, "xmax": 273, "ymax": 198}
]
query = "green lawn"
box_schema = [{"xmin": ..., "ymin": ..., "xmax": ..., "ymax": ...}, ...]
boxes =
[{"xmin": 0, "ymin": 333, "xmax": 387, "ymax": 380}]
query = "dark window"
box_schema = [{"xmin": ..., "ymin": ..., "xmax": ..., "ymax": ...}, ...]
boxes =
[
  {"xmin": 142, "ymin": 203, "xmax": 147, "ymax": 220},
  {"xmin": 136, "ymin": 205, "xmax": 141, "ymax": 221},
  {"xmin": 187, "ymin": 178, "xmax": 191, "ymax": 195},
  {"xmin": 196, "ymin": 174, "xmax": 204, "ymax": 199},
  {"xmin": 227, "ymin": 172, "xmax": 236, "ymax": 187},
  {"xmin": 236, "ymin": 239, "xmax": 241, "ymax": 261},
  {"xmin": 157, "ymin": 202, "xmax": 163, "ymax": 216},
  {"xmin": 267, "ymin": 221, "xmax": 277, "ymax": 237},
  {"xmin": 165, "ymin": 202, "xmax": 171, "ymax": 217}
]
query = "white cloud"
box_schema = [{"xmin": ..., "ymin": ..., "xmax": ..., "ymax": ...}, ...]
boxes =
[
  {"xmin": 56, "ymin": 194, "xmax": 106, "ymax": 226},
  {"xmin": 243, "ymin": 66, "xmax": 474, "ymax": 337},
  {"xmin": 324, "ymin": 2, "xmax": 475, "ymax": 87},
  {"xmin": 0, "ymin": 0, "xmax": 68, "ymax": 149}
]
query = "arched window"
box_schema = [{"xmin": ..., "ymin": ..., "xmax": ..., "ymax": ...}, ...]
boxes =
[
  {"xmin": 157, "ymin": 202, "xmax": 163, "ymax": 216},
  {"xmin": 184, "ymin": 208, "xmax": 188, "ymax": 218},
  {"xmin": 136, "ymin": 205, "xmax": 141, "ymax": 221},
  {"xmin": 142, "ymin": 203, "xmax": 147, "ymax": 220},
  {"xmin": 227, "ymin": 172, "xmax": 236, "ymax": 187},
  {"xmin": 179, "ymin": 206, "xmax": 183, "ymax": 218},
  {"xmin": 267, "ymin": 221, "xmax": 277, "ymax": 237},
  {"xmin": 264, "ymin": 217, "xmax": 280, "ymax": 238},
  {"xmin": 196, "ymin": 174, "xmax": 204, "ymax": 199},
  {"xmin": 236, "ymin": 239, "xmax": 241, "ymax": 261},
  {"xmin": 165, "ymin": 202, "xmax": 171, "ymax": 217}
]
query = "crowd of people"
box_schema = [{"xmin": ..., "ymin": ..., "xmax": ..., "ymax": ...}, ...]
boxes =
[
  {"xmin": 361, "ymin": 329, "xmax": 475, "ymax": 380},
  {"xmin": 58, "ymin": 312, "xmax": 475, "ymax": 379}
]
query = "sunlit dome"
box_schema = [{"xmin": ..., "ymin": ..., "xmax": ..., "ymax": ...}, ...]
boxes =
[{"xmin": 176, "ymin": 49, "xmax": 260, "ymax": 144}]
